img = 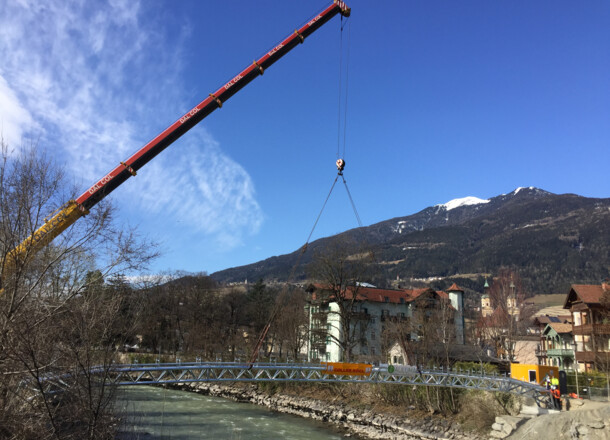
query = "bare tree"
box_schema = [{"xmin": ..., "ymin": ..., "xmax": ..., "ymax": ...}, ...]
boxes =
[
  {"xmin": 223, "ymin": 287, "xmax": 249, "ymax": 360},
  {"xmin": 308, "ymin": 238, "xmax": 372, "ymax": 362},
  {"xmin": 136, "ymin": 276, "xmax": 251, "ymax": 362},
  {"xmin": 0, "ymin": 141, "xmax": 157, "ymax": 439},
  {"xmin": 274, "ymin": 286, "xmax": 309, "ymax": 361},
  {"xmin": 382, "ymin": 288, "xmax": 461, "ymax": 414},
  {"xmin": 476, "ymin": 268, "xmax": 533, "ymax": 361},
  {"xmin": 384, "ymin": 289, "xmax": 455, "ymax": 368}
]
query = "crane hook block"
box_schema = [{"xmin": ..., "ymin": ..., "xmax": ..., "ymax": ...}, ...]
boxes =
[{"xmin": 336, "ymin": 158, "xmax": 345, "ymax": 173}]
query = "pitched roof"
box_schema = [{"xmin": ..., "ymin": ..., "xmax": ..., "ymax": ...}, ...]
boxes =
[
  {"xmin": 564, "ymin": 284, "xmax": 605, "ymax": 308},
  {"xmin": 535, "ymin": 316, "xmax": 553, "ymax": 325},
  {"xmin": 407, "ymin": 288, "xmax": 449, "ymax": 300},
  {"xmin": 447, "ymin": 283, "xmax": 463, "ymax": 292},
  {"xmin": 549, "ymin": 323, "xmax": 572, "ymax": 334},
  {"xmin": 311, "ymin": 285, "xmax": 449, "ymax": 304},
  {"xmin": 360, "ymin": 287, "xmax": 410, "ymax": 304}
]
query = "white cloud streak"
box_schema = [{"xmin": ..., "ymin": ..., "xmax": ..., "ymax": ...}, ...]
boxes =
[
  {"xmin": 135, "ymin": 130, "xmax": 264, "ymax": 248},
  {"xmin": 0, "ymin": 76, "xmax": 35, "ymax": 146},
  {"xmin": 0, "ymin": 0, "xmax": 263, "ymax": 249}
]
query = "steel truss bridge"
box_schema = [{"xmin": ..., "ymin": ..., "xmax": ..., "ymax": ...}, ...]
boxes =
[{"xmin": 103, "ymin": 362, "xmax": 549, "ymax": 405}]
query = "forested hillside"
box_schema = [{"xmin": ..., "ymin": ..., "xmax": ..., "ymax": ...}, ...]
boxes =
[{"xmin": 211, "ymin": 188, "xmax": 610, "ymax": 294}]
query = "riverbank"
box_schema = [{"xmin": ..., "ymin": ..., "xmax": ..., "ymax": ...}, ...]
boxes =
[
  {"xmin": 506, "ymin": 399, "xmax": 610, "ymax": 440},
  {"xmin": 171, "ymin": 382, "xmax": 488, "ymax": 440}
]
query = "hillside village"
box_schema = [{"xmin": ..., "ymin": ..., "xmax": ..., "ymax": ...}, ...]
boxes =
[{"xmin": 305, "ymin": 276, "xmax": 610, "ymax": 381}]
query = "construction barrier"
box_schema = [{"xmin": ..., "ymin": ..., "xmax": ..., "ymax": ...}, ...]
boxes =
[{"xmin": 322, "ymin": 362, "xmax": 372, "ymax": 376}]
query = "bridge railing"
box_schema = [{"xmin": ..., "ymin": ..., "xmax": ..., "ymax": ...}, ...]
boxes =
[
  {"xmin": 21, "ymin": 362, "xmax": 550, "ymax": 407},
  {"xmin": 102, "ymin": 362, "xmax": 549, "ymax": 405}
]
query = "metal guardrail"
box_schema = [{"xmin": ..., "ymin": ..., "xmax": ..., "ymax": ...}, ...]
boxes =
[{"xmin": 103, "ymin": 362, "xmax": 549, "ymax": 405}]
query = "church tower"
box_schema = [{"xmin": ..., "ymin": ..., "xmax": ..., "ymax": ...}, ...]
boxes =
[{"xmin": 447, "ymin": 283, "xmax": 465, "ymax": 345}]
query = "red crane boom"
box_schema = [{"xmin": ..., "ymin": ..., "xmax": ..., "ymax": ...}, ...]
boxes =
[
  {"xmin": 1, "ymin": 1, "xmax": 350, "ymax": 286},
  {"xmin": 76, "ymin": 1, "xmax": 350, "ymax": 211}
]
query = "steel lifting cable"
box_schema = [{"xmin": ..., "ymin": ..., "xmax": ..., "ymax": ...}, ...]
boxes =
[
  {"xmin": 337, "ymin": 15, "xmax": 351, "ymax": 160},
  {"xmin": 304, "ymin": 174, "xmax": 340, "ymax": 247},
  {"xmin": 336, "ymin": 17, "xmax": 344, "ymax": 160},
  {"xmin": 247, "ymin": 174, "xmax": 340, "ymax": 367},
  {"xmin": 341, "ymin": 19, "xmax": 351, "ymax": 161},
  {"xmin": 249, "ymin": 16, "xmax": 355, "ymax": 367},
  {"xmin": 340, "ymin": 174, "xmax": 362, "ymax": 228}
]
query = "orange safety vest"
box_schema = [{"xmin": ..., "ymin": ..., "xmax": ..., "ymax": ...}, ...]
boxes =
[{"xmin": 552, "ymin": 388, "xmax": 560, "ymax": 399}]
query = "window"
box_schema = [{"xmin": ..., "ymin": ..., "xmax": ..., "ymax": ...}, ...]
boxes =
[
  {"xmin": 326, "ymin": 336, "xmax": 331, "ymax": 345},
  {"xmin": 371, "ymin": 347, "xmax": 376, "ymax": 355},
  {"xmin": 371, "ymin": 330, "xmax": 376, "ymax": 340},
  {"xmin": 384, "ymin": 296, "xmax": 389, "ymax": 303},
  {"xmin": 528, "ymin": 370, "xmax": 536, "ymax": 383},
  {"xmin": 370, "ymin": 317, "xmax": 376, "ymax": 324},
  {"xmin": 400, "ymin": 297, "xmax": 405, "ymax": 304}
]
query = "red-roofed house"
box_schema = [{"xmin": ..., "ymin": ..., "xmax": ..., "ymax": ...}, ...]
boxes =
[
  {"xmin": 564, "ymin": 283, "xmax": 610, "ymax": 372},
  {"xmin": 306, "ymin": 284, "xmax": 465, "ymax": 363}
]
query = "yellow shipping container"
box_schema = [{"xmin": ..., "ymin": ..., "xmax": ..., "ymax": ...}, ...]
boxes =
[{"xmin": 510, "ymin": 363, "xmax": 558, "ymax": 385}]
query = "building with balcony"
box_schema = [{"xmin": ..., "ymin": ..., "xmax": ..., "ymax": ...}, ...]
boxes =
[
  {"xmin": 564, "ymin": 283, "xmax": 610, "ymax": 372},
  {"xmin": 306, "ymin": 284, "xmax": 465, "ymax": 363},
  {"xmin": 539, "ymin": 322, "xmax": 574, "ymax": 369}
]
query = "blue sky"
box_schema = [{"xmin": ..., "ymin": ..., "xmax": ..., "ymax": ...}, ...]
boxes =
[{"xmin": 1, "ymin": 0, "xmax": 608, "ymax": 276}]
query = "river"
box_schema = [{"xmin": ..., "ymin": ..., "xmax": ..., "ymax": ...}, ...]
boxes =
[{"xmin": 116, "ymin": 386, "xmax": 345, "ymax": 439}]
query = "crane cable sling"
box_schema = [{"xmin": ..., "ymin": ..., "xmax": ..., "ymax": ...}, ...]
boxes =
[
  {"xmin": 341, "ymin": 174, "xmax": 362, "ymax": 228},
  {"xmin": 247, "ymin": 174, "xmax": 339, "ymax": 367},
  {"xmin": 248, "ymin": 169, "xmax": 364, "ymax": 367}
]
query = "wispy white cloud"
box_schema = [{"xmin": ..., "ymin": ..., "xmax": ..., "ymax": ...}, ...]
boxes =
[
  {"xmin": 0, "ymin": 0, "xmax": 263, "ymax": 249},
  {"xmin": 134, "ymin": 129, "xmax": 263, "ymax": 248},
  {"xmin": 0, "ymin": 76, "xmax": 36, "ymax": 146}
]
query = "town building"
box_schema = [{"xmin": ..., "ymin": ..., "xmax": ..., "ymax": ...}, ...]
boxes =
[
  {"xmin": 564, "ymin": 283, "xmax": 610, "ymax": 372},
  {"xmin": 306, "ymin": 284, "xmax": 465, "ymax": 363},
  {"xmin": 481, "ymin": 278, "xmax": 493, "ymax": 317},
  {"xmin": 538, "ymin": 322, "xmax": 574, "ymax": 369},
  {"xmin": 479, "ymin": 277, "xmax": 523, "ymax": 319}
]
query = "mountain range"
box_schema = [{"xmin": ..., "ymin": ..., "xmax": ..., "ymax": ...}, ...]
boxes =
[{"xmin": 210, "ymin": 187, "xmax": 610, "ymax": 294}]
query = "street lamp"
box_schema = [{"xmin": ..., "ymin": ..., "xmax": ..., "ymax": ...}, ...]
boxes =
[{"xmin": 572, "ymin": 340, "xmax": 579, "ymax": 397}]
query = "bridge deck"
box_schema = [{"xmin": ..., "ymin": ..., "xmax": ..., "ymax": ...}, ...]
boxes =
[{"xmin": 104, "ymin": 362, "xmax": 548, "ymax": 405}]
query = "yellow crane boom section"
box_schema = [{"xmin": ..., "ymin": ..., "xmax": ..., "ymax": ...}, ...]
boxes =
[{"xmin": 1, "ymin": 201, "xmax": 88, "ymax": 285}]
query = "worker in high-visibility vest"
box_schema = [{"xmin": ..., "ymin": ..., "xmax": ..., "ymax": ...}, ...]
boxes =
[
  {"xmin": 543, "ymin": 373, "xmax": 551, "ymax": 389},
  {"xmin": 550, "ymin": 376, "xmax": 561, "ymax": 410}
]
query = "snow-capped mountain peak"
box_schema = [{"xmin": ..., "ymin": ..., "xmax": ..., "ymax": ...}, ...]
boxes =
[
  {"xmin": 438, "ymin": 196, "xmax": 490, "ymax": 211},
  {"xmin": 514, "ymin": 186, "xmax": 534, "ymax": 195}
]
